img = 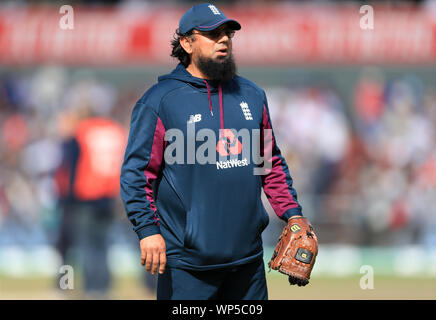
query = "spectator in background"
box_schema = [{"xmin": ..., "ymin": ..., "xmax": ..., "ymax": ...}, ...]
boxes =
[
  {"xmin": 54, "ymin": 105, "xmax": 127, "ymax": 299},
  {"xmin": 353, "ymin": 67, "xmax": 385, "ymax": 146}
]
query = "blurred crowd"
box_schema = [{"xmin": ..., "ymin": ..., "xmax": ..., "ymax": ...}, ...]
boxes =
[
  {"xmin": 1, "ymin": 65, "xmax": 435, "ymax": 253},
  {"xmin": 0, "ymin": 66, "xmax": 136, "ymax": 249},
  {"xmin": 268, "ymin": 67, "xmax": 436, "ymax": 247}
]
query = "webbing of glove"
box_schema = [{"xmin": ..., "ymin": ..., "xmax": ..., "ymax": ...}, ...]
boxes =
[{"xmin": 269, "ymin": 216, "xmax": 318, "ymax": 286}]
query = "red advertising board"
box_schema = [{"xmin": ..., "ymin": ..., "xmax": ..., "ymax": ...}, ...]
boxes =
[{"xmin": 0, "ymin": 5, "xmax": 435, "ymax": 65}]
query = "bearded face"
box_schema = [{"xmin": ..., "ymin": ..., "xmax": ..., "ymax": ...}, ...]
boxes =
[{"xmin": 183, "ymin": 23, "xmax": 238, "ymax": 82}]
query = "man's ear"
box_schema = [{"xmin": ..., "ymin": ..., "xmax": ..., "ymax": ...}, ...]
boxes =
[{"xmin": 180, "ymin": 36, "xmax": 193, "ymax": 55}]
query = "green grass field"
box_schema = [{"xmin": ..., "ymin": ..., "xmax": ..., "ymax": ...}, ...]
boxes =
[
  {"xmin": 1, "ymin": 273, "xmax": 435, "ymax": 300},
  {"xmin": 266, "ymin": 274, "xmax": 436, "ymax": 300}
]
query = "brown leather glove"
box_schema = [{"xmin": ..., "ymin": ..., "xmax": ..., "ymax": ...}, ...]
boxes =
[{"xmin": 269, "ymin": 215, "xmax": 318, "ymax": 286}]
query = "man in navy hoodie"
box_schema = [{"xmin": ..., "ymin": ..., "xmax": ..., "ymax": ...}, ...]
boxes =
[{"xmin": 121, "ymin": 3, "xmax": 304, "ymax": 300}]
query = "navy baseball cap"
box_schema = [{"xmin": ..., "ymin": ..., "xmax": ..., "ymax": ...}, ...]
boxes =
[{"xmin": 179, "ymin": 3, "xmax": 241, "ymax": 35}]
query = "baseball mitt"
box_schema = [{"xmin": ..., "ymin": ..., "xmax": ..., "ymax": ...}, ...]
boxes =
[{"xmin": 269, "ymin": 215, "xmax": 318, "ymax": 286}]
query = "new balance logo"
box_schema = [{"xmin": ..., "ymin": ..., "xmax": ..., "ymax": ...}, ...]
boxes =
[
  {"xmin": 188, "ymin": 114, "xmax": 202, "ymax": 124},
  {"xmin": 240, "ymin": 102, "xmax": 253, "ymax": 120},
  {"xmin": 208, "ymin": 5, "xmax": 221, "ymax": 15}
]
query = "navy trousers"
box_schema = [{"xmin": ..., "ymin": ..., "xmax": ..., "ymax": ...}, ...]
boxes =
[{"xmin": 157, "ymin": 258, "xmax": 268, "ymax": 300}]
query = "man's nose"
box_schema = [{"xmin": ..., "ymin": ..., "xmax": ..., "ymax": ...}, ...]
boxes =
[{"xmin": 217, "ymin": 32, "xmax": 230, "ymax": 43}]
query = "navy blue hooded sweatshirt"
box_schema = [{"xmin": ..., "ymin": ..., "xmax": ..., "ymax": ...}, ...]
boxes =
[{"xmin": 120, "ymin": 63, "xmax": 302, "ymax": 271}]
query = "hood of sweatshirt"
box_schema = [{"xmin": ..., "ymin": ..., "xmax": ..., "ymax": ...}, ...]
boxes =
[
  {"xmin": 158, "ymin": 63, "xmax": 227, "ymax": 131},
  {"xmin": 158, "ymin": 63, "xmax": 222, "ymax": 92}
]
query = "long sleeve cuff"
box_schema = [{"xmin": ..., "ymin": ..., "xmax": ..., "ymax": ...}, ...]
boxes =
[
  {"xmin": 281, "ymin": 207, "xmax": 303, "ymax": 221},
  {"xmin": 135, "ymin": 224, "xmax": 161, "ymax": 241}
]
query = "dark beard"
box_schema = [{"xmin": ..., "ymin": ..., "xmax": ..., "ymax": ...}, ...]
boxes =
[{"xmin": 196, "ymin": 53, "xmax": 237, "ymax": 82}]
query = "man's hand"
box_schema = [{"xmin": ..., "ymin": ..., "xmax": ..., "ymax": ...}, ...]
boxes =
[
  {"xmin": 140, "ymin": 234, "xmax": 167, "ymax": 275},
  {"xmin": 269, "ymin": 216, "xmax": 318, "ymax": 286}
]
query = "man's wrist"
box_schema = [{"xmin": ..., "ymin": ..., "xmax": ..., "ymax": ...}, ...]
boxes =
[
  {"xmin": 136, "ymin": 224, "xmax": 161, "ymax": 241},
  {"xmin": 282, "ymin": 208, "xmax": 303, "ymax": 221}
]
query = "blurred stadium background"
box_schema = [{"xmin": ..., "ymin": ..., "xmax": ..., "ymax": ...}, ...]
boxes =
[{"xmin": 1, "ymin": 0, "xmax": 436, "ymax": 299}]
